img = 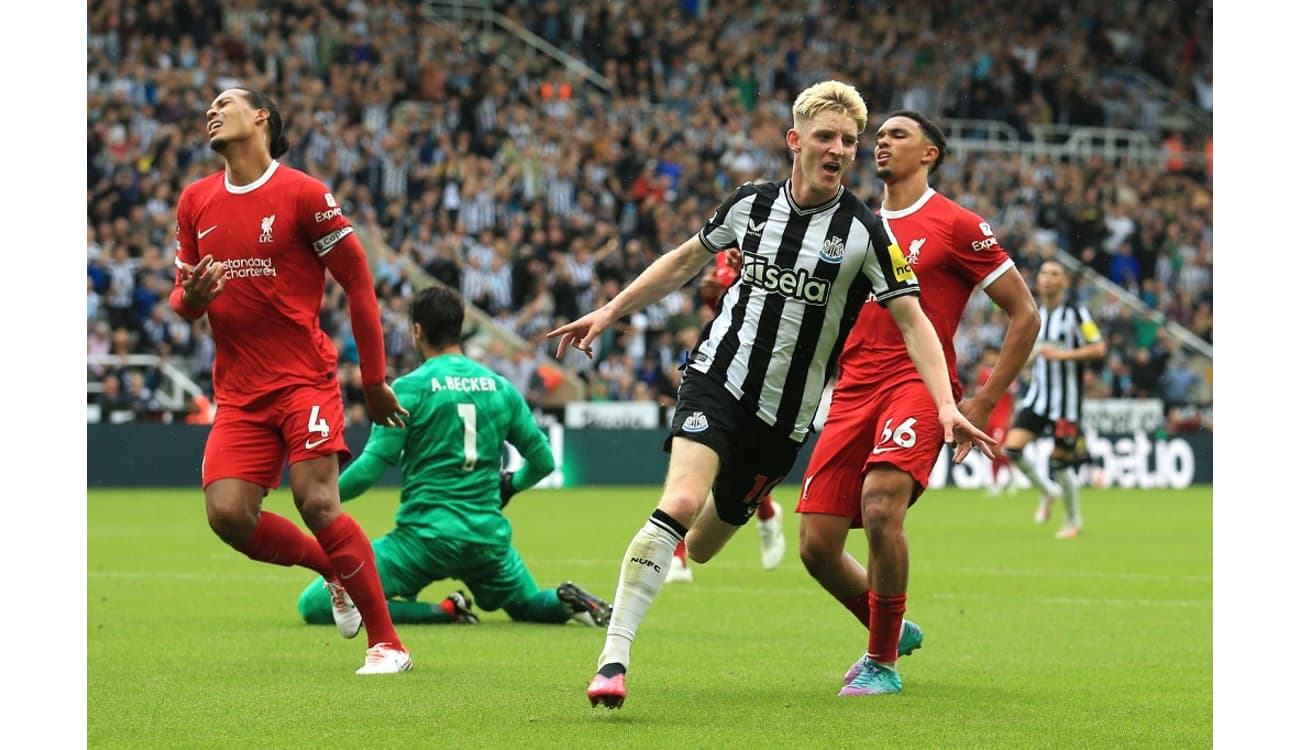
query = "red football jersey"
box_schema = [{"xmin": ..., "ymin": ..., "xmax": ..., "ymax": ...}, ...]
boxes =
[
  {"xmin": 174, "ymin": 162, "xmax": 356, "ymax": 408},
  {"xmin": 837, "ymin": 189, "xmax": 1015, "ymax": 399},
  {"xmin": 713, "ymin": 248, "xmax": 739, "ymax": 288}
]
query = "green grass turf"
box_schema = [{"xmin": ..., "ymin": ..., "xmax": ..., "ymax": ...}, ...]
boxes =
[{"xmin": 88, "ymin": 485, "xmax": 1211, "ymax": 748}]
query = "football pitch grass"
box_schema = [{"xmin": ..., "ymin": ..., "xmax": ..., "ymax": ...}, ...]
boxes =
[{"xmin": 88, "ymin": 485, "xmax": 1211, "ymax": 748}]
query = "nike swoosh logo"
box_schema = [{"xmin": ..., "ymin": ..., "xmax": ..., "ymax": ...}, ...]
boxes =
[
  {"xmin": 871, "ymin": 446, "xmax": 904, "ymax": 454},
  {"xmin": 304, "ymin": 437, "xmax": 329, "ymax": 450},
  {"xmin": 339, "ymin": 562, "xmax": 365, "ymax": 580},
  {"xmin": 197, "ymin": 226, "xmax": 218, "ymax": 238}
]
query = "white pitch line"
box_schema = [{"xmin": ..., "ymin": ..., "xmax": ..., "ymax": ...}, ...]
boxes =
[
  {"xmin": 933, "ymin": 566, "xmax": 1210, "ymax": 584},
  {"xmin": 87, "ymin": 571, "xmax": 1208, "ymax": 608},
  {"xmin": 541, "ymin": 558, "xmax": 1210, "ymax": 584}
]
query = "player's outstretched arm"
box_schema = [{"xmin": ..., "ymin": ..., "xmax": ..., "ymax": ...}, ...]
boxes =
[
  {"xmin": 500, "ymin": 385, "xmax": 558, "ymax": 509},
  {"xmin": 338, "ymin": 409, "xmax": 407, "ymax": 501},
  {"xmin": 886, "ymin": 295, "xmax": 997, "ymax": 463},
  {"xmin": 322, "ymin": 232, "xmax": 409, "ymax": 427},
  {"xmin": 960, "ymin": 270, "xmax": 1040, "ymax": 427},
  {"xmin": 1043, "ymin": 330, "xmax": 1108, "ymax": 363},
  {"xmin": 547, "ymin": 236, "xmax": 714, "ymax": 358}
]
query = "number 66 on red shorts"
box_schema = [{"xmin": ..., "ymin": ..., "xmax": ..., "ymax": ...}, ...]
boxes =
[{"xmin": 797, "ymin": 378, "xmax": 945, "ymax": 525}]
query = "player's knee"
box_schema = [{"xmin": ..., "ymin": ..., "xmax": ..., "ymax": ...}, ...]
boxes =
[
  {"xmin": 656, "ymin": 492, "xmax": 703, "ymax": 529},
  {"xmin": 297, "ymin": 581, "xmax": 332, "ymax": 625},
  {"xmin": 797, "ymin": 533, "xmax": 839, "ymax": 578},
  {"xmin": 293, "ymin": 488, "xmax": 341, "ymax": 530},
  {"xmin": 1004, "ymin": 446, "xmax": 1024, "ymax": 463},
  {"xmin": 861, "ymin": 501, "xmax": 905, "ymax": 540},
  {"xmin": 205, "ymin": 498, "xmax": 256, "ymax": 547},
  {"xmin": 861, "ymin": 474, "xmax": 910, "ymax": 536}
]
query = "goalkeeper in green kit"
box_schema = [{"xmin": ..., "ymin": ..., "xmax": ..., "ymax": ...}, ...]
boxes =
[{"xmin": 297, "ymin": 284, "xmax": 611, "ymax": 627}]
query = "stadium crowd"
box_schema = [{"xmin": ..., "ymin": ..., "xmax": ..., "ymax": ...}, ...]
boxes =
[{"xmin": 87, "ymin": 0, "xmax": 1211, "ymax": 428}]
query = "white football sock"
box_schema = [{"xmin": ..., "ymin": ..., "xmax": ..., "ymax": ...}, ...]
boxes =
[
  {"xmin": 1012, "ymin": 453, "xmax": 1056, "ymax": 497},
  {"xmin": 1057, "ymin": 467, "xmax": 1081, "ymax": 525},
  {"xmin": 597, "ymin": 516, "xmax": 683, "ymax": 670}
]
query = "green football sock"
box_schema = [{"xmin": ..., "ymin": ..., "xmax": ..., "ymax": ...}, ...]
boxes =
[{"xmin": 387, "ymin": 598, "xmax": 455, "ymax": 624}]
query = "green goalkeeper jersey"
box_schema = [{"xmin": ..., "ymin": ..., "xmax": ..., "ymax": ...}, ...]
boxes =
[{"xmin": 338, "ymin": 353, "xmax": 555, "ymax": 545}]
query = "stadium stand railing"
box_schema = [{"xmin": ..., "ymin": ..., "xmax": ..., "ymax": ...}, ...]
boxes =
[
  {"xmin": 1052, "ymin": 251, "xmax": 1213, "ymax": 405},
  {"xmin": 352, "ymin": 225, "xmax": 588, "ymax": 406},
  {"xmin": 87, "ymin": 353, "xmax": 207, "ymax": 414},
  {"xmin": 424, "ymin": 0, "xmax": 611, "ymax": 91}
]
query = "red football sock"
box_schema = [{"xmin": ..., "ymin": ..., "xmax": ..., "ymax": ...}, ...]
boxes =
[
  {"xmin": 755, "ymin": 495, "xmax": 776, "ymax": 521},
  {"xmin": 837, "ymin": 591, "xmax": 872, "ymax": 630},
  {"xmin": 315, "ymin": 513, "xmax": 403, "ymax": 650},
  {"xmin": 238, "ymin": 512, "xmax": 336, "ymax": 578},
  {"xmin": 866, "ymin": 591, "xmax": 907, "ymax": 663},
  {"xmin": 673, "ymin": 539, "xmax": 687, "ymax": 562}
]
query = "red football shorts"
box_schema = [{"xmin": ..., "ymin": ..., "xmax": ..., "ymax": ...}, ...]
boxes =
[
  {"xmin": 201, "ymin": 381, "xmax": 351, "ymax": 489},
  {"xmin": 796, "ymin": 378, "xmax": 944, "ymax": 524}
]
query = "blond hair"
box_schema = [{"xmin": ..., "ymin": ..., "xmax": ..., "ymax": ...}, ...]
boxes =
[{"xmin": 792, "ymin": 80, "xmax": 868, "ymax": 134}]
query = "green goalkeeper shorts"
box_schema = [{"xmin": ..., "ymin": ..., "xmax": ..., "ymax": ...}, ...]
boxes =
[{"xmin": 297, "ymin": 525, "xmax": 543, "ymax": 620}]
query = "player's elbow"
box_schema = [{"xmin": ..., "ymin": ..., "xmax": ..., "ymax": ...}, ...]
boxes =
[
  {"xmin": 531, "ymin": 450, "xmax": 557, "ymax": 477},
  {"xmin": 1019, "ymin": 306, "xmax": 1042, "ymax": 335}
]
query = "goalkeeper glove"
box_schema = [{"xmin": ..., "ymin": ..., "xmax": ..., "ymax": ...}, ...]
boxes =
[{"xmin": 499, "ymin": 470, "xmax": 517, "ymax": 509}]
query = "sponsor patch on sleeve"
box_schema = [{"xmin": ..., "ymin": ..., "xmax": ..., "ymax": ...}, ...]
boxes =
[{"xmin": 887, "ymin": 243, "xmax": 916, "ymax": 282}]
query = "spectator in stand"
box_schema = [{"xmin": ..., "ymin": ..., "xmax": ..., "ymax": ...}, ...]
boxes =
[
  {"xmin": 103, "ymin": 244, "xmax": 138, "ymax": 331},
  {"xmin": 1160, "ymin": 353, "xmax": 1201, "ymax": 410},
  {"xmin": 98, "ymin": 373, "xmax": 136, "ymax": 423},
  {"xmin": 1128, "ymin": 347, "xmax": 1164, "ymax": 399},
  {"xmin": 124, "ymin": 370, "xmax": 160, "ymax": 420},
  {"xmin": 88, "ymin": 275, "xmax": 104, "ymax": 322},
  {"xmin": 88, "ymin": 321, "xmax": 113, "ymax": 378}
]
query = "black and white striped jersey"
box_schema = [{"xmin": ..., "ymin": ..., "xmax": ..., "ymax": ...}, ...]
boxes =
[
  {"xmin": 1019, "ymin": 298, "xmax": 1104, "ymax": 422},
  {"xmin": 688, "ymin": 180, "xmax": 919, "ymax": 441}
]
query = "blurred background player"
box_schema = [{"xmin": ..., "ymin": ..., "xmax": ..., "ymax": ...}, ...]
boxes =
[
  {"xmin": 666, "ymin": 247, "xmax": 785, "ymax": 583},
  {"xmin": 795, "ymin": 111, "xmax": 1039, "ymax": 696},
  {"xmin": 973, "ymin": 345, "xmax": 1017, "ymax": 495},
  {"xmin": 170, "ymin": 87, "xmax": 412, "ymax": 675},
  {"xmin": 1003, "ymin": 259, "xmax": 1108, "ymax": 539},
  {"xmin": 549, "ymin": 82, "xmax": 997, "ymax": 710},
  {"xmin": 298, "ymin": 284, "xmax": 611, "ymax": 627}
]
